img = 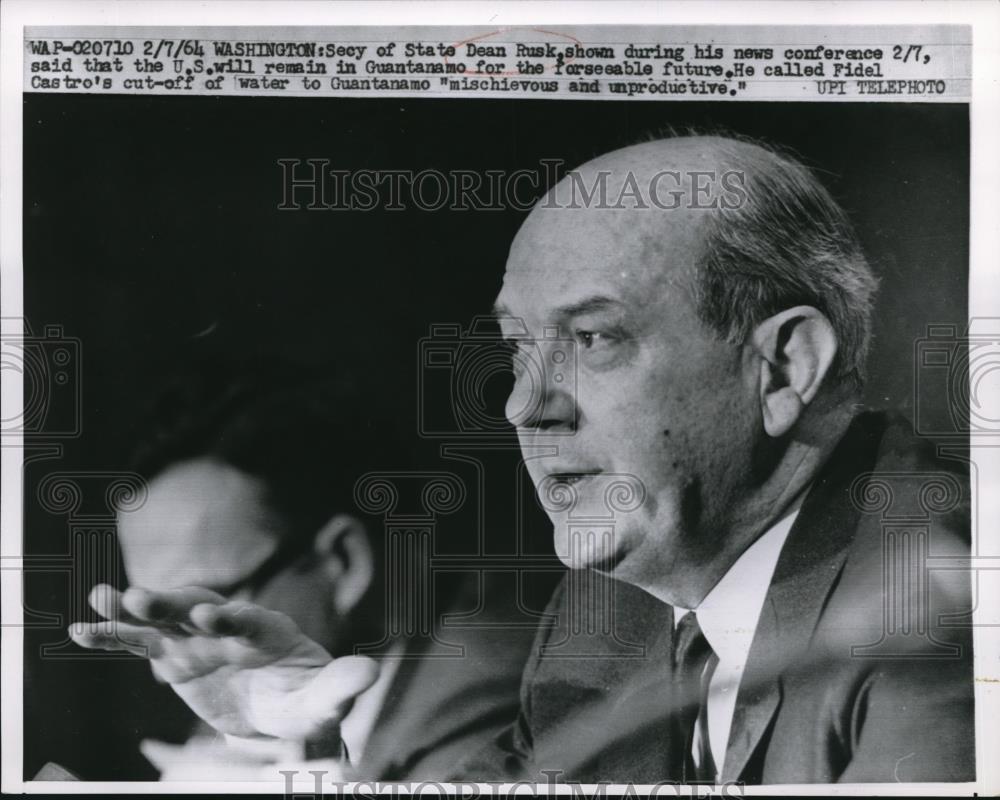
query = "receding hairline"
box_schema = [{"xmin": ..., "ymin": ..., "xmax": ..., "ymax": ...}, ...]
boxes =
[
  {"xmin": 562, "ymin": 134, "xmax": 793, "ymax": 185},
  {"xmin": 509, "ymin": 134, "xmax": 757, "ymax": 282},
  {"xmin": 517, "ymin": 133, "xmax": 794, "ymax": 249}
]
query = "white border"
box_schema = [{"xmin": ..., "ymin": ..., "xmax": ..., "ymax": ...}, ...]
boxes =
[{"xmin": 2, "ymin": 1, "xmax": 998, "ymax": 795}]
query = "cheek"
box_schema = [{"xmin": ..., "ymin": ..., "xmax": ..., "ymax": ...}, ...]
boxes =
[
  {"xmin": 595, "ymin": 361, "xmax": 752, "ymax": 492},
  {"xmin": 666, "ymin": 384, "xmax": 760, "ymax": 535}
]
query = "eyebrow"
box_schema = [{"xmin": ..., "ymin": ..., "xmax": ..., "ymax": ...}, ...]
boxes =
[
  {"xmin": 492, "ymin": 295, "xmax": 623, "ymax": 322},
  {"xmin": 552, "ymin": 295, "xmax": 623, "ymax": 319}
]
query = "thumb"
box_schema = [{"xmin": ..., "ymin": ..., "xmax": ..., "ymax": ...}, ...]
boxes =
[
  {"xmin": 139, "ymin": 739, "xmax": 185, "ymax": 771},
  {"xmin": 301, "ymin": 655, "xmax": 380, "ymax": 729}
]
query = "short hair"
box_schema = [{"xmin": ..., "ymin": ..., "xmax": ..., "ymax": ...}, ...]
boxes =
[
  {"xmin": 691, "ymin": 134, "xmax": 879, "ymax": 389},
  {"xmin": 130, "ymin": 355, "xmax": 400, "ymax": 544}
]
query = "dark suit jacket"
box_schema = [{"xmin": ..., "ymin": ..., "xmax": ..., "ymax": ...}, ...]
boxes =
[
  {"xmin": 354, "ymin": 571, "xmax": 556, "ymax": 780},
  {"xmin": 457, "ymin": 412, "xmax": 976, "ymax": 784}
]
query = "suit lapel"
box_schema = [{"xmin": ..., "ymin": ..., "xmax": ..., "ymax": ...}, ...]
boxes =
[
  {"xmin": 589, "ymin": 596, "xmax": 676, "ymax": 782},
  {"xmin": 530, "ymin": 573, "xmax": 677, "ymax": 783},
  {"xmin": 721, "ymin": 414, "xmax": 882, "ymax": 782}
]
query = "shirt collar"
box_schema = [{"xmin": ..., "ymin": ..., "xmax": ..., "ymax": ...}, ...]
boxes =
[{"xmin": 674, "ymin": 500, "xmax": 803, "ymax": 665}]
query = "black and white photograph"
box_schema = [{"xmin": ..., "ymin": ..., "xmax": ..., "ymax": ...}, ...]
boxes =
[{"xmin": 2, "ymin": 3, "xmax": 997, "ymax": 795}]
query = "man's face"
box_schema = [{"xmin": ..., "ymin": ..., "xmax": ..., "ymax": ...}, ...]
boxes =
[
  {"xmin": 495, "ymin": 161, "xmax": 761, "ymax": 600},
  {"xmin": 117, "ymin": 458, "xmax": 342, "ymax": 650}
]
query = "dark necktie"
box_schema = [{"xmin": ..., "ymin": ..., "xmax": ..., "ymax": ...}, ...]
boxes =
[{"xmin": 672, "ymin": 611, "xmax": 719, "ymax": 783}]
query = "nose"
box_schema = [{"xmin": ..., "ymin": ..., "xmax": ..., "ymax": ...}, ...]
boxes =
[{"xmin": 505, "ymin": 340, "xmax": 578, "ymax": 433}]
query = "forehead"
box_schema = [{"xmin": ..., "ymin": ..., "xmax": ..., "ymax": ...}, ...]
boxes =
[
  {"xmin": 117, "ymin": 458, "xmax": 281, "ymax": 590},
  {"xmin": 496, "ymin": 144, "xmax": 722, "ymax": 320},
  {"xmin": 497, "ymin": 200, "xmax": 707, "ymax": 323}
]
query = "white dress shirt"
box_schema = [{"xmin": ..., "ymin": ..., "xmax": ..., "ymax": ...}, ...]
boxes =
[
  {"xmin": 673, "ymin": 502, "xmax": 802, "ymax": 780},
  {"xmin": 339, "ymin": 645, "xmax": 402, "ymax": 763}
]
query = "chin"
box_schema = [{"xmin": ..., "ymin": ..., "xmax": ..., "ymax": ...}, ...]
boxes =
[{"xmin": 552, "ymin": 521, "xmax": 631, "ymax": 572}]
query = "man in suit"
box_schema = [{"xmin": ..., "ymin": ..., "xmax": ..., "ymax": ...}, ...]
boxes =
[
  {"xmin": 469, "ymin": 133, "xmax": 974, "ymax": 784},
  {"xmin": 72, "ymin": 134, "xmax": 975, "ymax": 784},
  {"xmin": 469, "ymin": 134, "xmax": 974, "ymax": 783},
  {"xmin": 106, "ymin": 357, "xmax": 538, "ymax": 780}
]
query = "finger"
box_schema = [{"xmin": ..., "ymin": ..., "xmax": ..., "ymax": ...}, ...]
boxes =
[
  {"xmin": 94, "ymin": 585, "xmax": 197, "ymax": 637},
  {"xmin": 141, "ymin": 738, "xmax": 264, "ymax": 769},
  {"xmin": 188, "ymin": 601, "xmax": 302, "ymax": 647},
  {"xmin": 87, "ymin": 584, "xmax": 146, "ymax": 626},
  {"xmin": 121, "ymin": 586, "xmax": 227, "ymax": 626},
  {"xmin": 69, "ymin": 620, "xmax": 165, "ymax": 658}
]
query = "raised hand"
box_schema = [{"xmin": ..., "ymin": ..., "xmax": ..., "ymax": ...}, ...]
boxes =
[{"xmin": 70, "ymin": 584, "xmax": 379, "ymax": 743}]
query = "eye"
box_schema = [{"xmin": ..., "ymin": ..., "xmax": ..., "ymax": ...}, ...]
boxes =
[{"xmin": 575, "ymin": 329, "xmax": 611, "ymax": 349}]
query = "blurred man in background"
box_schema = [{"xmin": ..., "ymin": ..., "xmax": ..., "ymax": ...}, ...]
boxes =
[{"xmin": 113, "ymin": 356, "xmax": 537, "ymax": 780}]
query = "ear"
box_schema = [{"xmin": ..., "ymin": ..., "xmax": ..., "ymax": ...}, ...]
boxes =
[
  {"xmin": 312, "ymin": 513, "xmax": 374, "ymax": 616},
  {"xmin": 750, "ymin": 305, "xmax": 838, "ymax": 438}
]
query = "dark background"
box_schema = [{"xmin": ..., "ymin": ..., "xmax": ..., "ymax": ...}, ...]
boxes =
[{"xmin": 22, "ymin": 95, "xmax": 968, "ymax": 778}]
